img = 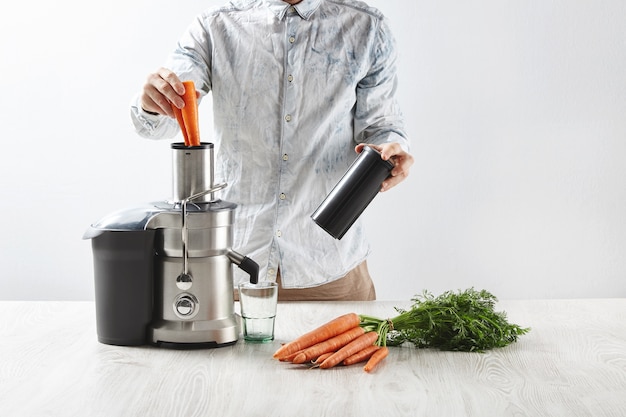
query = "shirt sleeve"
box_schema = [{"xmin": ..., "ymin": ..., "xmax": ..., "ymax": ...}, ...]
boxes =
[
  {"xmin": 354, "ymin": 17, "xmax": 410, "ymax": 152},
  {"xmin": 129, "ymin": 94, "xmax": 180, "ymax": 139},
  {"xmin": 129, "ymin": 15, "xmax": 212, "ymax": 140}
]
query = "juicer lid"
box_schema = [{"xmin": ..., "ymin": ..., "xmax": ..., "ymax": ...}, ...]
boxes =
[{"xmin": 82, "ymin": 204, "xmax": 166, "ymax": 239}]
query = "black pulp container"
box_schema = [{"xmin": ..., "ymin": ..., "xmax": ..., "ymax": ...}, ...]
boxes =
[
  {"xmin": 91, "ymin": 230, "xmax": 156, "ymax": 345},
  {"xmin": 311, "ymin": 146, "xmax": 393, "ymax": 239}
]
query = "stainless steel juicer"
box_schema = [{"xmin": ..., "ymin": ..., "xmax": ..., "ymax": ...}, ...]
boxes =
[{"xmin": 84, "ymin": 143, "xmax": 258, "ymax": 348}]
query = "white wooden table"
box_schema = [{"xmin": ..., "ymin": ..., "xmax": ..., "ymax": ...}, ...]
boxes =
[{"xmin": 1, "ymin": 299, "xmax": 625, "ymax": 417}]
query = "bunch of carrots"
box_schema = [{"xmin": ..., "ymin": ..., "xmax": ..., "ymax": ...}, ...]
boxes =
[
  {"xmin": 171, "ymin": 80, "xmax": 201, "ymax": 147},
  {"xmin": 272, "ymin": 313, "xmax": 389, "ymax": 373},
  {"xmin": 273, "ymin": 289, "xmax": 530, "ymax": 373}
]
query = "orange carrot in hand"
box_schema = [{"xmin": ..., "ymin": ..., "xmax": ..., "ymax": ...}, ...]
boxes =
[
  {"xmin": 291, "ymin": 326, "xmax": 365, "ymax": 364},
  {"xmin": 180, "ymin": 80, "xmax": 200, "ymax": 146},
  {"xmin": 170, "ymin": 103, "xmax": 190, "ymax": 146},
  {"xmin": 273, "ymin": 313, "xmax": 361, "ymax": 360},
  {"xmin": 319, "ymin": 331, "xmax": 378, "ymax": 369},
  {"xmin": 342, "ymin": 344, "xmax": 380, "ymax": 366}
]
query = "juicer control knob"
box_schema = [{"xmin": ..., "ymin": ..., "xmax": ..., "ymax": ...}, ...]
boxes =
[{"xmin": 173, "ymin": 294, "xmax": 199, "ymax": 319}]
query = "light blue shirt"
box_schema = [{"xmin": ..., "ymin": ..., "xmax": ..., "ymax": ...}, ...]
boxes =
[{"xmin": 131, "ymin": 0, "xmax": 409, "ymax": 289}]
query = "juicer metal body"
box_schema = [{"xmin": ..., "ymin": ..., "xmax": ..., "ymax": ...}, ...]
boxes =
[{"xmin": 147, "ymin": 200, "xmax": 243, "ymax": 347}]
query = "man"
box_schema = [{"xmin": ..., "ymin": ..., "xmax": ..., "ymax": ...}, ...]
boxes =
[{"xmin": 130, "ymin": 0, "xmax": 413, "ymax": 300}]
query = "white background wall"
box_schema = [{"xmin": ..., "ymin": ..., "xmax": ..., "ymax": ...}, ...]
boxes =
[{"xmin": 1, "ymin": 0, "xmax": 625, "ymax": 301}]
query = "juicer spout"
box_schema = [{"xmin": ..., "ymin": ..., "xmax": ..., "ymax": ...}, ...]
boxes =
[{"xmin": 227, "ymin": 250, "xmax": 259, "ymax": 284}]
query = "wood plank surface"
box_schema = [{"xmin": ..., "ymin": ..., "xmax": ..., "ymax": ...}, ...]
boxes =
[{"xmin": 0, "ymin": 299, "xmax": 625, "ymax": 417}]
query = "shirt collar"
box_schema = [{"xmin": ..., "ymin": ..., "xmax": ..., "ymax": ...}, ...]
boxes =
[{"xmin": 263, "ymin": 0, "xmax": 322, "ymax": 21}]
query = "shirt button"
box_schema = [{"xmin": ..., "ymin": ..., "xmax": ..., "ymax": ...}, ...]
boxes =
[
  {"xmin": 287, "ymin": 74, "xmax": 294, "ymax": 82},
  {"xmin": 279, "ymin": 193, "xmax": 286, "ymax": 200},
  {"xmin": 289, "ymin": 36, "xmax": 295, "ymax": 43},
  {"xmin": 268, "ymin": 268, "xmax": 276, "ymax": 276},
  {"xmin": 285, "ymin": 114, "xmax": 292, "ymax": 122},
  {"xmin": 276, "ymin": 230, "xmax": 282, "ymax": 237},
  {"xmin": 282, "ymin": 154, "xmax": 289, "ymax": 161},
  {"xmin": 289, "ymin": 6, "xmax": 295, "ymax": 13}
]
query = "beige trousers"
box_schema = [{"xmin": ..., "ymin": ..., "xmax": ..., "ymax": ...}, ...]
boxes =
[{"xmin": 235, "ymin": 261, "xmax": 376, "ymax": 302}]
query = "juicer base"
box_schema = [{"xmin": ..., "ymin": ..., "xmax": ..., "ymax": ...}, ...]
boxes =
[
  {"xmin": 152, "ymin": 340, "xmax": 237, "ymax": 350},
  {"xmin": 148, "ymin": 315, "xmax": 240, "ymax": 348}
]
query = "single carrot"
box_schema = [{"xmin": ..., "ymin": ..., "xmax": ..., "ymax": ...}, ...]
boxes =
[
  {"xmin": 319, "ymin": 331, "xmax": 378, "ymax": 369},
  {"xmin": 309, "ymin": 351, "xmax": 336, "ymax": 369},
  {"xmin": 312, "ymin": 351, "xmax": 335, "ymax": 365},
  {"xmin": 170, "ymin": 103, "xmax": 190, "ymax": 146},
  {"xmin": 280, "ymin": 350, "xmax": 304, "ymax": 362},
  {"xmin": 291, "ymin": 326, "xmax": 365, "ymax": 364},
  {"xmin": 342, "ymin": 344, "xmax": 380, "ymax": 366},
  {"xmin": 180, "ymin": 80, "xmax": 200, "ymax": 146},
  {"xmin": 363, "ymin": 346, "xmax": 389, "ymax": 373},
  {"xmin": 273, "ymin": 313, "xmax": 361, "ymax": 360}
]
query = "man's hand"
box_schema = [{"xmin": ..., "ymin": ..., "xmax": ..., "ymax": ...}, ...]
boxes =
[
  {"xmin": 355, "ymin": 142, "xmax": 414, "ymax": 192},
  {"xmin": 140, "ymin": 68, "xmax": 187, "ymax": 118}
]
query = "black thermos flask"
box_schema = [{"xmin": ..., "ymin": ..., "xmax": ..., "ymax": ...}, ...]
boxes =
[{"xmin": 311, "ymin": 145, "xmax": 394, "ymax": 240}]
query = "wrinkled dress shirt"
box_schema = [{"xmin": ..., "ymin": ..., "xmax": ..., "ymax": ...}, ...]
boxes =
[{"xmin": 130, "ymin": 0, "xmax": 409, "ymax": 289}]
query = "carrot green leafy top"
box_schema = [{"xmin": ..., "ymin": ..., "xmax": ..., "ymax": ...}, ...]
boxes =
[{"xmin": 360, "ymin": 288, "xmax": 530, "ymax": 352}]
